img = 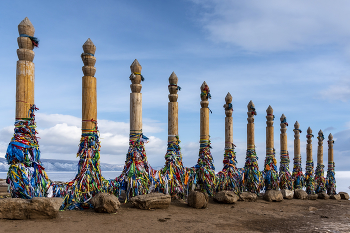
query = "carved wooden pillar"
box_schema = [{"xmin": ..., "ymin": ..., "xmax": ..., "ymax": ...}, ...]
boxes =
[
  {"xmin": 192, "ymin": 81, "xmax": 215, "ymax": 196},
  {"xmin": 314, "ymin": 130, "xmax": 326, "ymax": 193},
  {"xmin": 130, "ymin": 59, "xmax": 143, "ymax": 138},
  {"xmin": 243, "ymin": 100, "xmax": 261, "ymax": 194},
  {"xmin": 81, "ymin": 39, "xmax": 97, "ymax": 134},
  {"xmin": 305, "ymin": 127, "xmax": 315, "ymax": 194},
  {"xmin": 162, "ymin": 72, "xmax": 184, "ymax": 197},
  {"xmin": 216, "ymin": 93, "xmax": 239, "ymax": 193},
  {"xmin": 16, "ymin": 17, "xmax": 36, "ymax": 119},
  {"xmin": 279, "ymin": 114, "xmax": 292, "ymax": 190},
  {"xmin": 292, "ymin": 121, "xmax": 304, "ymax": 189},
  {"xmin": 264, "ymin": 105, "xmax": 278, "ymax": 190},
  {"xmin": 326, "ymin": 133, "xmax": 336, "ymax": 195}
]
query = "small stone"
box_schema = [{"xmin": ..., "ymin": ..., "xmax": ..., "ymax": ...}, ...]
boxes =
[
  {"xmin": 294, "ymin": 189, "xmax": 308, "ymax": 200},
  {"xmin": 263, "ymin": 190, "xmax": 283, "ymax": 202},
  {"xmin": 339, "ymin": 192, "xmax": 349, "ymax": 200},
  {"xmin": 330, "ymin": 194, "xmax": 341, "ymax": 200},
  {"xmin": 214, "ymin": 191, "xmax": 239, "ymax": 204},
  {"xmin": 317, "ymin": 192, "xmax": 329, "ymax": 200},
  {"xmin": 90, "ymin": 192, "xmax": 120, "ymax": 213},
  {"xmin": 281, "ymin": 189, "xmax": 294, "ymax": 199},
  {"xmin": 308, "ymin": 194, "xmax": 318, "ymax": 200},
  {"xmin": 239, "ymin": 192, "xmax": 257, "ymax": 202},
  {"xmin": 308, "ymin": 206, "xmax": 317, "ymax": 211},
  {"xmin": 187, "ymin": 191, "xmax": 208, "ymax": 209},
  {"xmin": 130, "ymin": 193, "xmax": 171, "ymax": 210}
]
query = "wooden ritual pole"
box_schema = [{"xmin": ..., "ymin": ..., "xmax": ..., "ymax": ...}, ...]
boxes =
[
  {"xmin": 120, "ymin": 59, "xmax": 151, "ymax": 199},
  {"xmin": 279, "ymin": 114, "xmax": 292, "ymax": 190},
  {"xmin": 216, "ymin": 93, "xmax": 239, "ymax": 193},
  {"xmin": 58, "ymin": 38, "xmax": 105, "ymax": 210},
  {"xmin": 243, "ymin": 100, "xmax": 261, "ymax": 194},
  {"xmin": 81, "ymin": 38, "xmax": 97, "ymax": 134},
  {"xmin": 263, "ymin": 105, "xmax": 279, "ymax": 190},
  {"xmin": 6, "ymin": 17, "xmax": 51, "ymax": 198},
  {"xmin": 305, "ymin": 127, "xmax": 315, "ymax": 194},
  {"xmin": 326, "ymin": 133, "xmax": 336, "ymax": 195},
  {"xmin": 315, "ymin": 130, "xmax": 326, "ymax": 193},
  {"xmin": 162, "ymin": 72, "xmax": 184, "ymax": 197},
  {"xmin": 16, "ymin": 17, "xmax": 35, "ymax": 119},
  {"xmin": 192, "ymin": 81, "xmax": 216, "ymax": 196},
  {"xmin": 292, "ymin": 121, "xmax": 304, "ymax": 189}
]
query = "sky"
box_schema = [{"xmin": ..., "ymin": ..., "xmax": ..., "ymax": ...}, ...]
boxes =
[{"xmin": 0, "ymin": 0, "xmax": 349, "ymax": 171}]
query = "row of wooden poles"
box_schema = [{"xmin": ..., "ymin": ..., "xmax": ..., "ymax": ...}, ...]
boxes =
[{"xmin": 14, "ymin": 17, "xmax": 335, "ymax": 197}]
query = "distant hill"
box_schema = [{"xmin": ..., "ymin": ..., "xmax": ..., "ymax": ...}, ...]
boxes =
[{"xmin": 0, "ymin": 157, "xmax": 124, "ymax": 172}]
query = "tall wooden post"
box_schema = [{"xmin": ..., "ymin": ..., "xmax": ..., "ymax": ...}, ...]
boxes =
[
  {"xmin": 119, "ymin": 59, "xmax": 151, "ymax": 199},
  {"xmin": 315, "ymin": 130, "xmax": 326, "ymax": 193},
  {"xmin": 216, "ymin": 93, "xmax": 239, "ymax": 193},
  {"xmin": 264, "ymin": 105, "xmax": 279, "ymax": 190},
  {"xmin": 6, "ymin": 17, "xmax": 51, "ymax": 198},
  {"xmin": 243, "ymin": 100, "xmax": 261, "ymax": 194},
  {"xmin": 162, "ymin": 72, "xmax": 184, "ymax": 197},
  {"xmin": 279, "ymin": 114, "xmax": 292, "ymax": 190},
  {"xmin": 192, "ymin": 81, "xmax": 216, "ymax": 196},
  {"xmin": 305, "ymin": 127, "xmax": 315, "ymax": 194},
  {"xmin": 292, "ymin": 121, "xmax": 304, "ymax": 189},
  {"xmin": 326, "ymin": 133, "xmax": 336, "ymax": 195},
  {"xmin": 82, "ymin": 39, "xmax": 97, "ymax": 133},
  {"xmin": 130, "ymin": 59, "xmax": 143, "ymax": 137},
  {"xmin": 16, "ymin": 17, "xmax": 35, "ymax": 119}
]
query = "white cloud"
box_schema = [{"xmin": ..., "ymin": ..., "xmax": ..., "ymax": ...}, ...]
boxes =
[
  {"xmin": 319, "ymin": 78, "xmax": 350, "ymax": 102},
  {"xmin": 192, "ymin": 0, "xmax": 350, "ymax": 52}
]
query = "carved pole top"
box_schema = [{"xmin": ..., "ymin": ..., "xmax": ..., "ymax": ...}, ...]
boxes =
[
  {"xmin": 200, "ymin": 81, "xmax": 211, "ymax": 101},
  {"xmin": 307, "ymin": 127, "xmax": 312, "ymax": 134},
  {"xmin": 225, "ymin": 92, "xmax": 232, "ymax": 104},
  {"xmin": 328, "ymin": 133, "xmax": 333, "ymax": 140},
  {"xmin": 266, "ymin": 105, "xmax": 274, "ymax": 125},
  {"xmin": 318, "ymin": 130, "xmax": 324, "ymax": 140},
  {"xmin": 280, "ymin": 114, "xmax": 288, "ymax": 130},
  {"xmin": 83, "ymin": 38, "xmax": 96, "ymax": 55},
  {"xmin": 130, "ymin": 59, "xmax": 142, "ymax": 73},
  {"xmin": 266, "ymin": 105, "xmax": 273, "ymax": 115},
  {"xmin": 307, "ymin": 127, "xmax": 313, "ymax": 143},
  {"xmin": 169, "ymin": 71, "xmax": 178, "ymax": 85},
  {"xmin": 223, "ymin": 92, "xmax": 233, "ymax": 117},
  {"xmin": 294, "ymin": 121, "xmax": 300, "ymax": 129},
  {"xmin": 18, "ymin": 17, "xmax": 35, "ymax": 36}
]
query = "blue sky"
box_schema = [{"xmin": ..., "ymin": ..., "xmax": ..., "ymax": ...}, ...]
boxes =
[{"xmin": 0, "ymin": 0, "xmax": 349, "ymax": 171}]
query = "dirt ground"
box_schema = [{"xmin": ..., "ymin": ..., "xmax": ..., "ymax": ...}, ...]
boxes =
[{"xmin": 0, "ymin": 196, "xmax": 349, "ymax": 233}]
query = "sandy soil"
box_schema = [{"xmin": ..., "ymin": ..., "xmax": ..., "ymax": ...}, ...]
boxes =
[{"xmin": 1, "ymin": 196, "xmax": 349, "ymax": 233}]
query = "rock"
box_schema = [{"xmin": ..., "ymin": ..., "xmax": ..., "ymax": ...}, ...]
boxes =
[
  {"xmin": 187, "ymin": 191, "xmax": 208, "ymax": 209},
  {"xmin": 294, "ymin": 189, "xmax": 308, "ymax": 200},
  {"xmin": 214, "ymin": 191, "xmax": 239, "ymax": 204},
  {"xmin": 0, "ymin": 179, "xmax": 8, "ymax": 193},
  {"xmin": 339, "ymin": 192, "xmax": 349, "ymax": 200},
  {"xmin": 239, "ymin": 192, "xmax": 257, "ymax": 202},
  {"xmin": 281, "ymin": 189, "xmax": 294, "ymax": 199},
  {"xmin": 90, "ymin": 192, "xmax": 120, "ymax": 213},
  {"xmin": 317, "ymin": 192, "xmax": 329, "ymax": 200},
  {"xmin": 0, "ymin": 197, "xmax": 63, "ymax": 220},
  {"xmin": 29, "ymin": 197, "xmax": 63, "ymax": 219},
  {"xmin": 308, "ymin": 194, "xmax": 318, "ymax": 200},
  {"xmin": 308, "ymin": 206, "xmax": 317, "ymax": 211},
  {"xmin": 263, "ymin": 190, "xmax": 283, "ymax": 202},
  {"xmin": 330, "ymin": 194, "xmax": 341, "ymax": 200},
  {"xmin": 130, "ymin": 193, "xmax": 171, "ymax": 210}
]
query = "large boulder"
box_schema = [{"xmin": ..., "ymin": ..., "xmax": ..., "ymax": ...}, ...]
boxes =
[
  {"xmin": 318, "ymin": 192, "xmax": 330, "ymax": 200},
  {"xmin": 294, "ymin": 189, "xmax": 308, "ymax": 200},
  {"xmin": 330, "ymin": 194, "xmax": 341, "ymax": 200},
  {"xmin": 130, "ymin": 193, "xmax": 171, "ymax": 210},
  {"xmin": 339, "ymin": 192, "xmax": 349, "ymax": 200},
  {"xmin": 0, "ymin": 197, "xmax": 63, "ymax": 220},
  {"xmin": 187, "ymin": 191, "xmax": 208, "ymax": 209},
  {"xmin": 281, "ymin": 189, "xmax": 294, "ymax": 199},
  {"xmin": 214, "ymin": 191, "xmax": 239, "ymax": 204},
  {"xmin": 263, "ymin": 190, "xmax": 283, "ymax": 202},
  {"xmin": 90, "ymin": 192, "xmax": 120, "ymax": 213},
  {"xmin": 239, "ymin": 192, "xmax": 257, "ymax": 202},
  {"xmin": 308, "ymin": 194, "xmax": 318, "ymax": 200}
]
